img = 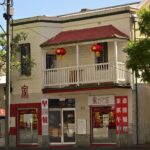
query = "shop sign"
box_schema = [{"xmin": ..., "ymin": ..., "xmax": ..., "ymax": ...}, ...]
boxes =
[
  {"xmin": 88, "ymin": 95, "xmax": 114, "ymax": 106},
  {"xmin": 0, "ymin": 108, "xmax": 5, "ymax": 116},
  {"xmin": 115, "ymin": 96, "xmax": 128, "ymax": 134},
  {"xmin": 41, "ymin": 99, "xmax": 48, "ymax": 109},
  {"xmin": 42, "ymin": 115, "xmax": 48, "ymax": 125},
  {"xmin": 41, "ymin": 99, "xmax": 48, "ymax": 126},
  {"xmin": 21, "ymin": 85, "xmax": 28, "ymax": 98}
]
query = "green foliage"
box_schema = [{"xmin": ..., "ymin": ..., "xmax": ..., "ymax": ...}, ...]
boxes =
[
  {"xmin": 0, "ymin": 32, "xmax": 35, "ymax": 75},
  {"xmin": 124, "ymin": 38, "xmax": 150, "ymax": 82},
  {"xmin": 138, "ymin": 8, "xmax": 150, "ymax": 37},
  {"xmin": 11, "ymin": 32, "xmax": 28, "ymax": 69},
  {"xmin": 0, "ymin": 33, "xmax": 6, "ymax": 73},
  {"xmin": 124, "ymin": 8, "xmax": 150, "ymax": 83}
]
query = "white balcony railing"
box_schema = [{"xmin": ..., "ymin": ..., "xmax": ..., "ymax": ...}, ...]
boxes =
[{"xmin": 44, "ymin": 62, "xmax": 132, "ymax": 87}]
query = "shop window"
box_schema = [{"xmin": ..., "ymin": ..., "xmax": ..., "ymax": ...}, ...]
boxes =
[
  {"xmin": 20, "ymin": 43, "xmax": 31, "ymax": 76},
  {"xmin": 46, "ymin": 54, "xmax": 56, "ymax": 69},
  {"xmin": 91, "ymin": 106, "xmax": 116, "ymax": 144},
  {"xmin": 48, "ymin": 99, "xmax": 75, "ymax": 108},
  {"xmin": 92, "ymin": 107, "xmax": 115, "ymax": 129}
]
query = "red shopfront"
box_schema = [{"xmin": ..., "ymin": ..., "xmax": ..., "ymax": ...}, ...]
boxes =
[
  {"xmin": 10, "ymin": 99, "xmax": 76, "ymax": 147},
  {"xmin": 10, "ymin": 103, "xmax": 41, "ymax": 146},
  {"xmin": 88, "ymin": 95, "xmax": 128, "ymax": 146}
]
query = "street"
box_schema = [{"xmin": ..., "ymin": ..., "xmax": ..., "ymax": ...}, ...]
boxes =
[{"xmin": 0, "ymin": 145, "xmax": 150, "ymax": 150}]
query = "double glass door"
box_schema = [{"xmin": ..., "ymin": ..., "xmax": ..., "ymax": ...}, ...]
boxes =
[{"xmin": 49, "ymin": 108, "xmax": 75, "ymax": 144}]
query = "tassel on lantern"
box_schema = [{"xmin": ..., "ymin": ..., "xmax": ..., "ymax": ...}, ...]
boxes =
[{"xmin": 96, "ymin": 51, "xmax": 100, "ymax": 57}]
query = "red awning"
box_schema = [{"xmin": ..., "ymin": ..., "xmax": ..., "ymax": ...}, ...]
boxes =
[{"xmin": 41, "ymin": 25, "xmax": 128, "ymax": 47}]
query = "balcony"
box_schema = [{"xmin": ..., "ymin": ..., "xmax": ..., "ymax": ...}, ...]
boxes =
[{"xmin": 44, "ymin": 62, "xmax": 132, "ymax": 88}]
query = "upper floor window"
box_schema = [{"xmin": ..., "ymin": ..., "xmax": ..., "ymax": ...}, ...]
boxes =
[
  {"xmin": 20, "ymin": 43, "xmax": 31, "ymax": 76},
  {"xmin": 96, "ymin": 42, "xmax": 108, "ymax": 64},
  {"xmin": 96, "ymin": 42, "xmax": 108, "ymax": 70},
  {"xmin": 46, "ymin": 54, "xmax": 56, "ymax": 69}
]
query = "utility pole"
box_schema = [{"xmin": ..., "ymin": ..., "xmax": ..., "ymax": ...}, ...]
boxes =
[
  {"xmin": 3, "ymin": 0, "xmax": 12, "ymax": 149},
  {"xmin": 132, "ymin": 13, "xmax": 139, "ymax": 145}
]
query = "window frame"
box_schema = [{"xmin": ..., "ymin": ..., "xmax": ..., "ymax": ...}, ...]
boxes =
[
  {"xmin": 95, "ymin": 42, "xmax": 108, "ymax": 70},
  {"xmin": 20, "ymin": 43, "xmax": 31, "ymax": 76},
  {"xmin": 46, "ymin": 54, "xmax": 56, "ymax": 69}
]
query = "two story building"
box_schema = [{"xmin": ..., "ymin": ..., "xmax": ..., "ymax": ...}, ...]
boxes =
[{"xmin": 9, "ymin": 0, "xmax": 150, "ymax": 147}]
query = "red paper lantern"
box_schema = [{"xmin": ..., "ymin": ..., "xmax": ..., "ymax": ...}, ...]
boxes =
[
  {"xmin": 91, "ymin": 44, "xmax": 103, "ymax": 57},
  {"xmin": 55, "ymin": 47, "xmax": 66, "ymax": 56}
]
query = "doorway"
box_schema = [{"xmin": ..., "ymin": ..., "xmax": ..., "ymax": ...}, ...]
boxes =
[
  {"xmin": 91, "ymin": 106, "xmax": 116, "ymax": 145},
  {"xmin": 49, "ymin": 108, "xmax": 75, "ymax": 144},
  {"xmin": 17, "ymin": 108, "xmax": 38, "ymax": 145}
]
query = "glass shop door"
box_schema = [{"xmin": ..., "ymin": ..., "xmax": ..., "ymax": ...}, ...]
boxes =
[
  {"xmin": 91, "ymin": 107, "xmax": 116, "ymax": 144},
  {"xmin": 49, "ymin": 109, "xmax": 61, "ymax": 144},
  {"xmin": 49, "ymin": 108, "xmax": 75, "ymax": 144},
  {"xmin": 63, "ymin": 108, "xmax": 75, "ymax": 144},
  {"xmin": 17, "ymin": 109, "xmax": 38, "ymax": 145}
]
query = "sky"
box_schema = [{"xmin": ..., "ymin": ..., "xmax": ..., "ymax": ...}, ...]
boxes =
[{"xmin": 0, "ymin": 0, "xmax": 141, "ymax": 30}]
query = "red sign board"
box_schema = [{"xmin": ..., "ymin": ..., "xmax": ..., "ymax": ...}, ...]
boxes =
[
  {"xmin": 115, "ymin": 96, "xmax": 128, "ymax": 134},
  {"xmin": 21, "ymin": 85, "xmax": 29, "ymax": 98},
  {"xmin": 41, "ymin": 99, "xmax": 48, "ymax": 126}
]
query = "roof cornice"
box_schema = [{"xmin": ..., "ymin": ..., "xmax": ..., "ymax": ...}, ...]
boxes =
[{"xmin": 13, "ymin": 10, "xmax": 132, "ymax": 26}]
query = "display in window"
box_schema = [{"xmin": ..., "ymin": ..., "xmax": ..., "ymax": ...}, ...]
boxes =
[{"xmin": 92, "ymin": 107, "xmax": 116, "ymax": 129}]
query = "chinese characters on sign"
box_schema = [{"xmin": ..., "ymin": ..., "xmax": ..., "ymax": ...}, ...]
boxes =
[
  {"xmin": 88, "ymin": 95, "xmax": 115, "ymax": 106},
  {"xmin": 41, "ymin": 99, "xmax": 48, "ymax": 125},
  {"xmin": 115, "ymin": 96, "xmax": 128, "ymax": 134},
  {"xmin": 41, "ymin": 99, "xmax": 49, "ymax": 135},
  {"xmin": 21, "ymin": 85, "xmax": 29, "ymax": 98}
]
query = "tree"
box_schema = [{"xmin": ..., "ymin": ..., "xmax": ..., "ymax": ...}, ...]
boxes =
[
  {"xmin": 0, "ymin": 32, "xmax": 35, "ymax": 76},
  {"xmin": 124, "ymin": 8, "xmax": 150, "ymax": 83}
]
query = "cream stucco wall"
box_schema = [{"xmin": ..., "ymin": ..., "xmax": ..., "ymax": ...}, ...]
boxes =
[
  {"xmin": 62, "ymin": 13, "xmax": 131, "ymax": 38},
  {"xmin": 11, "ymin": 22, "xmax": 62, "ymax": 95}
]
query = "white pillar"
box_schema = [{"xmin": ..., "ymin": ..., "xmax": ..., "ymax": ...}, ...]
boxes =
[
  {"xmin": 114, "ymin": 40, "xmax": 118, "ymax": 83},
  {"xmin": 76, "ymin": 45, "xmax": 80, "ymax": 85}
]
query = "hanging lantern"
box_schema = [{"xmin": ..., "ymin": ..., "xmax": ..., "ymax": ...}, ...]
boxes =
[
  {"xmin": 91, "ymin": 43, "xmax": 103, "ymax": 57},
  {"xmin": 55, "ymin": 47, "xmax": 66, "ymax": 56}
]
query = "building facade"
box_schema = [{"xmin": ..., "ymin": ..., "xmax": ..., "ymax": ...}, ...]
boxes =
[
  {"xmin": 0, "ymin": 76, "xmax": 6, "ymax": 147},
  {"xmin": 9, "ymin": 0, "xmax": 150, "ymax": 147}
]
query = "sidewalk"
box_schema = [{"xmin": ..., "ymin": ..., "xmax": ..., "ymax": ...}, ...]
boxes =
[{"xmin": 0, "ymin": 145, "xmax": 150, "ymax": 150}]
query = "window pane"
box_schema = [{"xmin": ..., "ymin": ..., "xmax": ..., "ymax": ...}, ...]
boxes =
[
  {"xmin": 20, "ymin": 43, "xmax": 31, "ymax": 75},
  {"xmin": 49, "ymin": 110, "xmax": 61, "ymax": 143},
  {"xmin": 46, "ymin": 54, "xmax": 56, "ymax": 69},
  {"xmin": 91, "ymin": 107, "xmax": 116, "ymax": 144},
  {"xmin": 96, "ymin": 42, "xmax": 108, "ymax": 64},
  {"xmin": 18, "ymin": 109, "xmax": 38, "ymax": 144}
]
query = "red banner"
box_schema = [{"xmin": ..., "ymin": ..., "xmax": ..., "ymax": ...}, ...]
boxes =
[{"xmin": 115, "ymin": 96, "xmax": 128, "ymax": 134}]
